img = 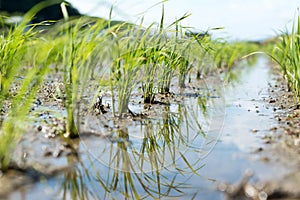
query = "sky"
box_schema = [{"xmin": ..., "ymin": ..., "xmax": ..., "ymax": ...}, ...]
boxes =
[{"xmin": 69, "ymin": 0, "xmax": 299, "ymax": 41}]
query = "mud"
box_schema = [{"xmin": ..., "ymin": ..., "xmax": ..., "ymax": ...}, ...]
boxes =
[{"xmin": 1, "ymin": 56, "xmax": 300, "ymax": 199}]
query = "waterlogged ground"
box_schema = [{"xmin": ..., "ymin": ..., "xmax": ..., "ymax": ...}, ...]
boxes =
[{"xmin": 1, "ymin": 56, "xmax": 300, "ymax": 199}]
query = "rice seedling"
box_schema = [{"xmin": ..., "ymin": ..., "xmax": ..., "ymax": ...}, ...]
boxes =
[
  {"xmin": 133, "ymin": 24, "xmax": 167, "ymax": 104},
  {"xmin": 171, "ymin": 24, "xmax": 193, "ymax": 89},
  {"xmin": 129, "ymin": 5, "xmax": 195, "ymax": 97},
  {"xmin": 176, "ymin": 46, "xmax": 192, "ymax": 88},
  {"xmin": 140, "ymin": 39, "xmax": 188, "ymax": 102},
  {"xmin": 110, "ymin": 37, "xmax": 142, "ymax": 115},
  {"xmin": 180, "ymin": 30, "xmax": 212, "ymax": 82},
  {"xmin": 0, "ymin": 0, "xmax": 61, "ymax": 171},
  {"xmin": 156, "ymin": 13, "xmax": 191, "ymax": 94},
  {"xmin": 58, "ymin": 18, "xmax": 109, "ymax": 138},
  {"xmin": 272, "ymin": 13, "xmax": 300, "ymax": 97},
  {"xmin": 140, "ymin": 44, "xmax": 161, "ymax": 104},
  {"xmin": 139, "ymin": 39, "xmax": 190, "ymax": 102},
  {"xmin": 211, "ymin": 40, "xmax": 236, "ymax": 69},
  {"xmin": 107, "ymin": 20, "xmax": 152, "ymax": 115},
  {"xmin": 0, "ymin": 59, "xmax": 50, "ymax": 171},
  {"xmin": 99, "ymin": 6, "xmax": 214, "ymax": 111}
]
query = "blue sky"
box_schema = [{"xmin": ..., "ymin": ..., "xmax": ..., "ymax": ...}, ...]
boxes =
[{"xmin": 69, "ymin": 0, "xmax": 299, "ymax": 40}]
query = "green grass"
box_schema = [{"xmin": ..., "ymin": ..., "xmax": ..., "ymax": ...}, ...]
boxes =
[
  {"xmin": 0, "ymin": 0, "xmax": 62, "ymax": 171},
  {"xmin": 60, "ymin": 20, "xmax": 101, "ymax": 138},
  {"xmin": 272, "ymin": 13, "xmax": 300, "ymax": 97}
]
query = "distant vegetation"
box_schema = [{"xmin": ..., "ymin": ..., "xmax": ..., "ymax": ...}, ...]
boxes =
[{"xmin": 0, "ymin": 0, "xmax": 80, "ymax": 23}]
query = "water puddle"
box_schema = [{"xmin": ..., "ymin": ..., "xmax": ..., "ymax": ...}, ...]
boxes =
[{"xmin": 7, "ymin": 56, "xmax": 285, "ymax": 199}]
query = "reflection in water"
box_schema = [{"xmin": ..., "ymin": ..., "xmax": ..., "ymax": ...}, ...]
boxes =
[
  {"xmin": 94, "ymin": 128, "xmax": 182, "ymax": 199},
  {"xmin": 61, "ymin": 166, "xmax": 89, "ymax": 200},
  {"xmin": 58, "ymin": 140, "xmax": 97, "ymax": 200},
  {"xmin": 6, "ymin": 76, "xmax": 224, "ymax": 199},
  {"xmin": 7, "ymin": 79, "xmax": 223, "ymax": 199},
  {"xmin": 70, "ymin": 85, "xmax": 224, "ymax": 199}
]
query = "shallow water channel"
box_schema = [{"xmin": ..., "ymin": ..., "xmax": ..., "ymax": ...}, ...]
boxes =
[{"xmin": 8, "ymin": 56, "xmax": 283, "ymax": 199}]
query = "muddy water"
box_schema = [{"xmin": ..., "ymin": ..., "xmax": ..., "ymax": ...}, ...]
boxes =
[{"xmin": 7, "ymin": 56, "xmax": 285, "ymax": 200}]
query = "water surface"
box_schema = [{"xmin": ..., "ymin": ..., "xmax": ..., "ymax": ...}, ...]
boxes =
[{"xmin": 7, "ymin": 56, "xmax": 287, "ymax": 200}]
